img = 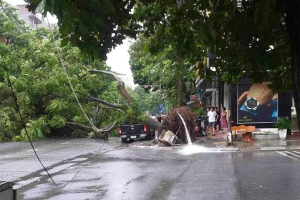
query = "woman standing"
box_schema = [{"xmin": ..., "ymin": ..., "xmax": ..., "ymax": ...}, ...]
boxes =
[
  {"xmin": 220, "ymin": 107, "xmax": 228, "ymax": 132},
  {"xmin": 215, "ymin": 107, "xmax": 220, "ymax": 132}
]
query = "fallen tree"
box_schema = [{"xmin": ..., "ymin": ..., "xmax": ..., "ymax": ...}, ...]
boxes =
[
  {"xmin": 64, "ymin": 68, "xmax": 162, "ymax": 139},
  {"xmin": 157, "ymin": 106, "xmax": 196, "ymax": 144}
]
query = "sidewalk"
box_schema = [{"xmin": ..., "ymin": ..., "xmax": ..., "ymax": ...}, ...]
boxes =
[{"xmin": 194, "ymin": 130, "xmax": 300, "ymax": 151}]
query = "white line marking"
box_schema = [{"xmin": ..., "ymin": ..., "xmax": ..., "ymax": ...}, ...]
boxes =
[
  {"xmin": 60, "ymin": 142, "xmax": 70, "ymax": 145},
  {"xmin": 285, "ymin": 151, "xmax": 300, "ymax": 158},
  {"xmin": 27, "ymin": 149, "xmax": 42, "ymax": 152},
  {"xmin": 293, "ymin": 151, "xmax": 300, "ymax": 155},
  {"xmin": 276, "ymin": 151, "xmax": 298, "ymax": 160}
]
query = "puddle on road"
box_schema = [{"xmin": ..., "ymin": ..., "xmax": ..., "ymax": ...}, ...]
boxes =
[
  {"xmin": 130, "ymin": 144, "xmax": 228, "ymax": 155},
  {"xmin": 60, "ymin": 142, "xmax": 70, "ymax": 145},
  {"xmin": 48, "ymin": 193, "xmax": 98, "ymax": 200},
  {"xmin": 178, "ymin": 145, "xmax": 223, "ymax": 155},
  {"xmin": 27, "ymin": 149, "xmax": 43, "ymax": 152},
  {"xmin": 131, "ymin": 145, "xmax": 173, "ymax": 150}
]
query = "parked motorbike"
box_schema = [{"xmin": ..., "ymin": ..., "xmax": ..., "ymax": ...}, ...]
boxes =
[{"xmin": 194, "ymin": 117, "xmax": 207, "ymax": 137}]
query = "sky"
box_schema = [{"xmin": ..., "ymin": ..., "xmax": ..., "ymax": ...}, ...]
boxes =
[
  {"xmin": 106, "ymin": 39, "xmax": 135, "ymax": 88},
  {"xmin": 3, "ymin": 0, "xmax": 135, "ymax": 88},
  {"xmin": 3, "ymin": 0, "xmax": 25, "ymax": 5}
]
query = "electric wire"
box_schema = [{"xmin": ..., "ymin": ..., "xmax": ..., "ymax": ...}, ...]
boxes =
[
  {"xmin": 0, "ymin": 9, "xmax": 118, "ymax": 189},
  {"xmin": 1, "ymin": 70, "xmax": 116, "ymax": 188},
  {"xmin": 60, "ymin": 144, "xmax": 106, "ymax": 188},
  {"xmin": 45, "ymin": 17, "xmax": 97, "ymax": 130},
  {"xmin": 44, "ymin": 16, "xmax": 115, "ymax": 188},
  {"xmin": 3, "ymin": 67, "xmax": 58, "ymax": 187},
  {"xmin": 60, "ymin": 144, "xmax": 123, "ymax": 188}
]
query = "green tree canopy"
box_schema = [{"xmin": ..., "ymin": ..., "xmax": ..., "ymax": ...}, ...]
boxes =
[
  {"xmin": 25, "ymin": 0, "xmax": 139, "ymax": 60},
  {"xmin": 129, "ymin": 36, "xmax": 197, "ymax": 108},
  {"xmin": 23, "ymin": 0, "xmax": 300, "ymax": 127},
  {"xmin": 0, "ymin": 2, "xmax": 140, "ymax": 141}
]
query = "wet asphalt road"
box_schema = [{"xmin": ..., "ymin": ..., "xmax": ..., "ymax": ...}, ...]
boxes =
[{"xmin": 1, "ymin": 138, "xmax": 300, "ymax": 200}]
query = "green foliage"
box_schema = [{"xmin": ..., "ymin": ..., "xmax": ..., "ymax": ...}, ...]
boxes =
[
  {"xmin": 129, "ymin": 36, "xmax": 197, "ymax": 108},
  {"xmin": 275, "ymin": 117, "xmax": 292, "ymax": 130},
  {"xmin": 12, "ymin": 135, "xmax": 22, "ymax": 142},
  {"xmin": 25, "ymin": 0, "xmax": 138, "ymax": 60},
  {"xmin": 20, "ymin": 118, "xmax": 50, "ymax": 141},
  {"xmin": 71, "ymin": 129, "xmax": 88, "ymax": 138},
  {"xmin": 49, "ymin": 116, "xmax": 66, "ymax": 128},
  {"xmin": 0, "ymin": 2, "xmax": 130, "ymax": 141},
  {"xmin": 191, "ymin": 107, "xmax": 206, "ymax": 117},
  {"xmin": 0, "ymin": 107, "xmax": 20, "ymax": 142},
  {"xmin": 19, "ymin": 0, "xmax": 300, "ymax": 128},
  {"xmin": 108, "ymin": 129, "xmax": 119, "ymax": 137},
  {"xmin": 204, "ymin": 0, "xmax": 291, "ymax": 92},
  {"xmin": 123, "ymin": 100, "xmax": 143, "ymax": 124},
  {"xmin": 131, "ymin": 0, "xmax": 294, "ymax": 97},
  {"xmin": 137, "ymin": 114, "xmax": 151, "ymax": 124},
  {"xmin": 21, "ymin": 0, "xmax": 297, "ymax": 95}
]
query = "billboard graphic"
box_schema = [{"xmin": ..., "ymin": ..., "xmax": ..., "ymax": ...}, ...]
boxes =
[{"xmin": 237, "ymin": 82, "xmax": 278, "ymax": 124}]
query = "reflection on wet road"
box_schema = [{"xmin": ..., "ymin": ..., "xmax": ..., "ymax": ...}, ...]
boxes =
[{"xmin": 2, "ymin": 139, "xmax": 300, "ymax": 200}]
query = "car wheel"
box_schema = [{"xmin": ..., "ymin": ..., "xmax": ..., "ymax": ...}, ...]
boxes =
[{"xmin": 121, "ymin": 138, "xmax": 127, "ymax": 143}]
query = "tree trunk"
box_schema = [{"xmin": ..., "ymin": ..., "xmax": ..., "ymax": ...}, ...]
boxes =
[
  {"xmin": 177, "ymin": 62, "xmax": 184, "ymax": 107},
  {"xmin": 146, "ymin": 118, "xmax": 161, "ymax": 130},
  {"xmin": 285, "ymin": 0, "xmax": 300, "ymax": 129}
]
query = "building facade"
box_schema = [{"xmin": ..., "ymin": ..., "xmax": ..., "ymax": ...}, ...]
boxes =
[
  {"xmin": 195, "ymin": 75, "xmax": 298, "ymax": 132},
  {"xmin": 17, "ymin": 4, "xmax": 55, "ymax": 29}
]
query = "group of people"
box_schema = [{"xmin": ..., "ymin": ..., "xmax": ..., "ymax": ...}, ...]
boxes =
[{"xmin": 206, "ymin": 107, "xmax": 228, "ymax": 136}]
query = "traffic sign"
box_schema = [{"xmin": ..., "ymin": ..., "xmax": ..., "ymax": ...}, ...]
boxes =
[{"xmin": 158, "ymin": 103, "xmax": 164, "ymax": 111}]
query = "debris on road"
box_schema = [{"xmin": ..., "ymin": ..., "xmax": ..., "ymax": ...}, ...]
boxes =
[{"xmin": 158, "ymin": 130, "xmax": 178, "ymax": 146}]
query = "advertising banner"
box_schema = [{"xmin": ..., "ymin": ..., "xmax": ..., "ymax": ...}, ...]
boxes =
[{"xmin": 237, "ymin": 82, "xmax": 278, "ymax": 124}]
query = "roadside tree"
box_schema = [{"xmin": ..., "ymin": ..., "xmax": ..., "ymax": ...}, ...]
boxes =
[
  {"xmin": 24, "ymin": 0, "xmax": 300, "ymax": 128},
  {"xmin": 0, "ymin": 2, "xmax": 142, "ymax": 141}
]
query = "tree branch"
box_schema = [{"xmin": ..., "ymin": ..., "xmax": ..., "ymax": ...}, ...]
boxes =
[
  {"xmin": 64, "ymin": 56, "xmax": 133, "ymax": 102},
  {"xmin": 76, "ymin": 91, "xmax": 123, "ymax": 109},
  {"xmin": 66, "ymin": 121, "xmax": 117, "ymax": 133},
  {"xmin": 101, "ymin": 121, "xmax": 117, "ymax": 132},
  {"xmin": 97, "ymin": 105, "xmax": 125, "ymax": 115},
  {"xmin": 66, "ymin": 122, "xmax": 94, "ymax": 131},
  {"xmin": 88, "ymin": 69, "xmax": 133, "ymax": 102}
]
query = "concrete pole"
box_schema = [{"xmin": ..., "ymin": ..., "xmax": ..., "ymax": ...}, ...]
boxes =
[
  {"xmin": 215, "ymin": 88, "xmax": 219, "ymax": 108},
  {"xmin": 211, "ymin": 90, "xmax": 215, "ymax": 107},
  {"xmin": 227, "ymin": 88, "xmax": 232, "ymax": 132}
]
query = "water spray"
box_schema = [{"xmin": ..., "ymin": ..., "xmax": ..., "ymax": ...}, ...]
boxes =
[{"xmin": 177, "ymin": 111, "xmax": 192, "ymax": 146}]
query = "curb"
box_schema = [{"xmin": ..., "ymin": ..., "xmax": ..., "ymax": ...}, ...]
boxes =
[
  {"xmin": 260, "ymin": 147, "xmax": 286, "ymax": 151},
  {"xmin": 218, "ymin": 147, "xmax": 239, "ymax": 151},
  {"xmin": 208, "ymin": 147, "xmax": 239, "ymax": 151},
  {"xmin": 287, "ymin": 146, "xmax": 300, "ymax": 150}
]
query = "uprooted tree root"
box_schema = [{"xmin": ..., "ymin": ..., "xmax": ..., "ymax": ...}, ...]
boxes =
[{"xmin": 157, "ymin": 106, "xmax": 196, "ymax": 144}]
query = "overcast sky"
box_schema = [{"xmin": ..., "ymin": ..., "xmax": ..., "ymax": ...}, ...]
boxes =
[
  {"xmin": 106, "ymin": 39, "xmax": 135, "ymax": 88},
  {"xmin": 3, "ymin": 0, "xmax": 25, "ymax": 5},
  {"xmin": 3, "ymin": 0, "xmax": 135, "ymax": 88}
]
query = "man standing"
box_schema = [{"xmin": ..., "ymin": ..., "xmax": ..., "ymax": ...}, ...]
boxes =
[
  {"xmin": 157, "ymin": 114, "xmax": 162, "ymax": 123},
  {"xmin": 207, "ymin": 107, "xmax": 217, "ymax": 136}
]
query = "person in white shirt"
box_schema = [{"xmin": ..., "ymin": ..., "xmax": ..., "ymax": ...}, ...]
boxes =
[{"xmin": 207, "ymin": 107, "xmax": 217, "ymax": 136}]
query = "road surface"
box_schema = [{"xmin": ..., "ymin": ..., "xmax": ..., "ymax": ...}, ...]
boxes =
[{"xmin": 1, "ymin": 138, "xmax": 300, "ymax": 200}]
